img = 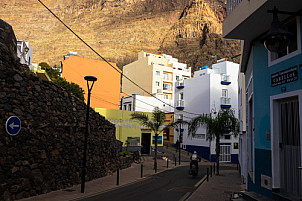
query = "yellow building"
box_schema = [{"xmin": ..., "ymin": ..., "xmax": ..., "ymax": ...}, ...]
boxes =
[
  {"xmin": 95, "ymin": 108, "xmax": 164, "ymax": 155},
  {"xmin": 122, "ymin": 51, "xmax": 191, "ymax": 100},
  {"xmin": 164, "ymin": 112, "xmax": 174, "ymax": 143}
]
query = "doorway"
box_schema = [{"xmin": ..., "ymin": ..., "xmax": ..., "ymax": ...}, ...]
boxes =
[
  {"xmin": 279, "ymin": 98, "xmax": 301, "ymax": 197},
  {"xmin": 141, "ymin": 133, "xmax": 151, "ymax": 155},
  {"xmin": 220, "ymin": 143, "xmax": 231, "ymax": 163}
]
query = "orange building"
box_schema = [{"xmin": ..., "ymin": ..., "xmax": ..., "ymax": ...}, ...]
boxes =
[{"xmin": 61, "ymin": 52, "xmax": 121, "ymax": 109}]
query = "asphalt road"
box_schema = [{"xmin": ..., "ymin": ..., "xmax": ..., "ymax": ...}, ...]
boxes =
[{"xmin": 79, "ymin": 165, "xmax": 208, "ymax": 201}]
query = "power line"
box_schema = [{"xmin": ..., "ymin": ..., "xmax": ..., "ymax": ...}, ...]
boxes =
[{"xmin": 37, "ymin": 0, "xmax": 201, "ymax": 116}]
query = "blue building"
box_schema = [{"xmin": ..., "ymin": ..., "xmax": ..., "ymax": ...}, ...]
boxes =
[{"xmin": 223, "ymin": 0, "xmax": 302, "ymax": 200}]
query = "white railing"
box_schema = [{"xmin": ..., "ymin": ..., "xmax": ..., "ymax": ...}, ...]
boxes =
[
  {"xmin": 226, "ymin": 0, "xmax": 243, "ymax": 16},
  {"xmin": 221, "ymin": 97, "xmax": 231, "ymax": 105},
  {"xmin": 176, "ymin": 100, "xmax": 184, "ymax": 107},
  {"xmin": 176, "ymin": 81, "xmax": 184, "ymax": 87},
  {"xmin": 221, "ymin": 74, "xmax": 230, "ymax": 82}
]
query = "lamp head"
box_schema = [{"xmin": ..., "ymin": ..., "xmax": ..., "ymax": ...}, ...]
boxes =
[
  {"xmin": 260, "ymin": 7, "xmax": 294, "ymax": 53},
  {"xmin": 84, "ymin": 76, "xmax": 97, "ymax": 82}
]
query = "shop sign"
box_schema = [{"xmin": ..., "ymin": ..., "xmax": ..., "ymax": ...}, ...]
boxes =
[{"xmin": 271, "ymin": 66, "xmax": 298, "ymax": 87}]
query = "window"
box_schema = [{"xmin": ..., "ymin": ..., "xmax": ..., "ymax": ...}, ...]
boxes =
[
  {"xmin": 178, "ymin": 114, "xmax": 183, "ymax": 120},
  {"xmin": 269, "ymin": 17, "xmax": 301, "ymax": 66},
  {"xmin": 222, "ymin": 89, "xmax": 228, "ymax": 97},
  {"xmin": 176, "ymin": 75, "xmax": 180, "ymax": 81},
  {"xmin": 156, "ymin": 71, "xmax": 160, "ymax": 76},
  {"xmin": 123, "ymin": 105, "xmax": 127, "ymax": 110},
  {"xmin": 163, "ymin": 73, "xmax": 169, "ymax": 80},
  {"xmin": 155, "ymin": 81, "xmax": 160, "ymax": 86},
  {"xmin": 163, "ymin": 83, "xmax": 169, "ymax": 90},
  {"xmin": 193, "ymin": 134, "xmax": 206, "ymax": 140},
  {"xmin": 224, "ymin": 135, "xmax": 231, "ymax": 140},
  {"xmin": 146, "ymin": 53, "xmax": 150, "ymax": 56},
  {"xmin": 179, "ymin": 92, "xmax": 184, "ymax": 100},
  {"xmin": 128, "ymin": 104, "xmax": 132, "ymax": 111},
  {"xmin": 127, "ymin": 137, "xmax": 140, "ymax": 146},
  {"xmin": 164, "ymin": 94, "xmax": 169, "ymax": 99}
]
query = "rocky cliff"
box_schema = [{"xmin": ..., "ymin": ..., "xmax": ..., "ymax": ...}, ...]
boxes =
[
  {"xmin": 0, "ymin": 19, "xmax": 121, "ymax": 201},
  {"xmin": 0, "ymin": 0, "xmax": 240, "ymax": 70}
]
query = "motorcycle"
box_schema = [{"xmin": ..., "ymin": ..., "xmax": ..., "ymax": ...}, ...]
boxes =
[{"xmin": 188, "ymin": 163, "xmax": 198, "ymax": 177}]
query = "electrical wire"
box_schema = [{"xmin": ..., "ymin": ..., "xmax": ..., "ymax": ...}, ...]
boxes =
[{"xmin": 37, "ymin": 0, "xmax": 202, "ymax": 116}]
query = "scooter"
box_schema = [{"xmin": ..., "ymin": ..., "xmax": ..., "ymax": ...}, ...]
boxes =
[{"xmin": 188, "ymin": 163, "xmax": 198, "ymax": 177}]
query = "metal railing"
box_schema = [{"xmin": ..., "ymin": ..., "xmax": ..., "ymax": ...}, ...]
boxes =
[
  {"xmin": 221, "ymin": 97, "xmax": 231, "ymax": 105},
  {"xmin": 226, "ymin": 0, "xmax": 243, "ymax": 16},
  {"xmin": 176, "ymin": 100, "xmax": 184, "ymax": 107},
  {"xmin": 221, "ymin": 74, "xmax": 230, "ymax": 82},
  {"xmin": 176, "ymin": 81, "xmax": 184, "ymax": 87}
]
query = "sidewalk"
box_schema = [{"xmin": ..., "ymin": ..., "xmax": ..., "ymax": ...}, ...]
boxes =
[
  {"xmin": 20, "ymin": 155, "xmax": 188, "ymax": 201},
  {"xmin": 187, "ymin": 164, "xmax": 245, "ymax": 201},
  {"xmin": 20, "ymin": 148, "xmax": 246, "ymax": 201}
]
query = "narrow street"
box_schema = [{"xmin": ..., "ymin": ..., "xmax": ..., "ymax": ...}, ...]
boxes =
[{"xmin": 78, "ymin": 165, "xmax": 206, "ymax": 201}]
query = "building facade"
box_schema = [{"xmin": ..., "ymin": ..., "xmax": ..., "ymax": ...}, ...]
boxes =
[
  {"xmin": 174, "ymin": 60, "xmax": 240, "ymax": 163},
  {"xmin": 61, "ymin": 52, "xmax": 121, "ymax": 109},
  {"xmin": 17, "ymin": 40, "xmax": 32, "ymax": 67},
  {"xmin": 122, "ymin": 51, "xmax": 191, "ymax": 101},
  {"xmin": 223, "ymin": 0, "xmax": 302, "ymax": 199},
  {"xmin": 120, "ymin": 94, "xmax": 175, "ymax": 143},
  {"xmin": 95, "ymin": 108, "xmax": 164, "ymax": 154}
]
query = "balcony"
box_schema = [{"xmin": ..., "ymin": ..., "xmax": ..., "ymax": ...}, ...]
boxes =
[
  {"xmin": 221, "ymin": 97, "xmax": 231, "ymax": 108},
  {"xmin": 176, "ymin": 100, "xmax": 184, "ymax": 110},
  {"xmin": 176, "ymin": 81, "xmax": 184, "ymax": 89},
  {"xmin": 221, "ymin": 74, "xmax": 231, "ymax": 85}
]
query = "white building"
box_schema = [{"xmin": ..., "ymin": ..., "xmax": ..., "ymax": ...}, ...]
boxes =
[
  {"xmin": 17, "ymin": 40, "xmax": 32, "ymax": 67},
  {"xmin": 174, "ymin": 59, "xmax": 240, "ymax": 163},
  {"xmin": 120, "ymin": 93, "xmax": 174, "ymax": 113}
]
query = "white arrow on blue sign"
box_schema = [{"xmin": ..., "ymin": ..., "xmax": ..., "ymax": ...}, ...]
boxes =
[{"xmin": 5, "ymin": 116, "xmax": 21, "ymax": 136}]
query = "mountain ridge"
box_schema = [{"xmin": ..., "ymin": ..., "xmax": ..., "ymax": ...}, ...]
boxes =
[{"xmin": 0, "ymin": 0, "xmax": 240, "ymax": 71}]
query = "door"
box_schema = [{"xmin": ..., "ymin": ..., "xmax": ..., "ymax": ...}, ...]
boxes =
[
  {"xmin": 279, "ymin": 98, "xmax": 301, "ymax": 197},
  {"xmin": 220, "ymin": 143, "xmax": 231, "ymax": 163},
  {"xmin": 141, "ymin": 133, "xmax": 151, "ymax": 155}
]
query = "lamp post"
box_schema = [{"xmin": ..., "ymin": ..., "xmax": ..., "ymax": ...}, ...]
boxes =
[{"xmin": 81, "ymin": 75, "xmax": 97, "ymax": 193}]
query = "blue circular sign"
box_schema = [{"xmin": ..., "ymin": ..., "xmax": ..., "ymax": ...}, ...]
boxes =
[{"xmin": 5, "ymin": 116, "xmax": 21, "ymax": 136}]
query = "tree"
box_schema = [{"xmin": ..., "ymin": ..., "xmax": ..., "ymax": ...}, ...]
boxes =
[
  {"xmin": 39, "ymin": 62, "xmax": 60, "ymax": 80},
  {"xmin": 188, "ymin": 109, "xmax": 239, "ymax": 175},
  {"xmin": 130, "ymin": 107, "xmax": 165, "ymax": 172},
  {"xmin": 38, "ymin": 62, "xmax": 85, "ymax": 101}
]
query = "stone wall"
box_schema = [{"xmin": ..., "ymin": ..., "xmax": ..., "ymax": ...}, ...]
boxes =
[{"xmin": 0, "ymin": 19, "xmax": 121, "ymax": 201}]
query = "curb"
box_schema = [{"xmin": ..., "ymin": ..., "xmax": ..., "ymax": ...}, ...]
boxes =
[{"xmin": 178, "ymin": 174, "xmax": 208, "ymax": 201}]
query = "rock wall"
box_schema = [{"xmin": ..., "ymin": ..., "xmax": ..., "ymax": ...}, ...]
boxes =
[{"xmin": 0, "ymin": 19, "xmax": 121, "ymax": 201}]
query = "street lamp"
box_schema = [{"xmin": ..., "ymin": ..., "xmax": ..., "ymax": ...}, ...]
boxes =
[
  {"xmin": 260, "ymin": 7, "xmax": 296, "ymax": 53},
  {"xmin": 81, "ymin": 75, "xmax": 97, "ymax": 193}
]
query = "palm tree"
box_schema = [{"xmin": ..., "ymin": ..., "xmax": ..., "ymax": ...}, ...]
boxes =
[
  {"xmin": 188, "ymin": 109, "xmax": 239, "ymax": 175},
  {"xmin": 131, "ymin": 107, "xmax": 165, "ymax": 172}
]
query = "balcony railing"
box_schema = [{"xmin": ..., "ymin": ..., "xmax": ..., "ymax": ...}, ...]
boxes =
[
  {"xmin": 221, "ymin": 74, "xmax": 231, "ymax": 85},
  {"xmin": 176, "ymin": 100, "xmax": 184, "ymax": 110},
  {"xmin": 176, "ymin": 81, "xmax": 184, "ymax": 89},
  {"xmin": 226, "ymin": 0, "xmax": 243, "ymax": 16},
  {"xmin": 220, "ymin": 97, "xmax": 231, "ymax": 108}
]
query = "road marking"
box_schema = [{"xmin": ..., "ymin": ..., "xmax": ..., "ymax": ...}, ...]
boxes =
[{"xmin": 194, "ymin": 175, "xmax": 207, "ymax": 187}]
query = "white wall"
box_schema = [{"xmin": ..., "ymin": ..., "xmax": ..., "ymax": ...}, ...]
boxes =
[{"xmin": 174, "ymin": 61, "xmax": 240, "ymax": 156}]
